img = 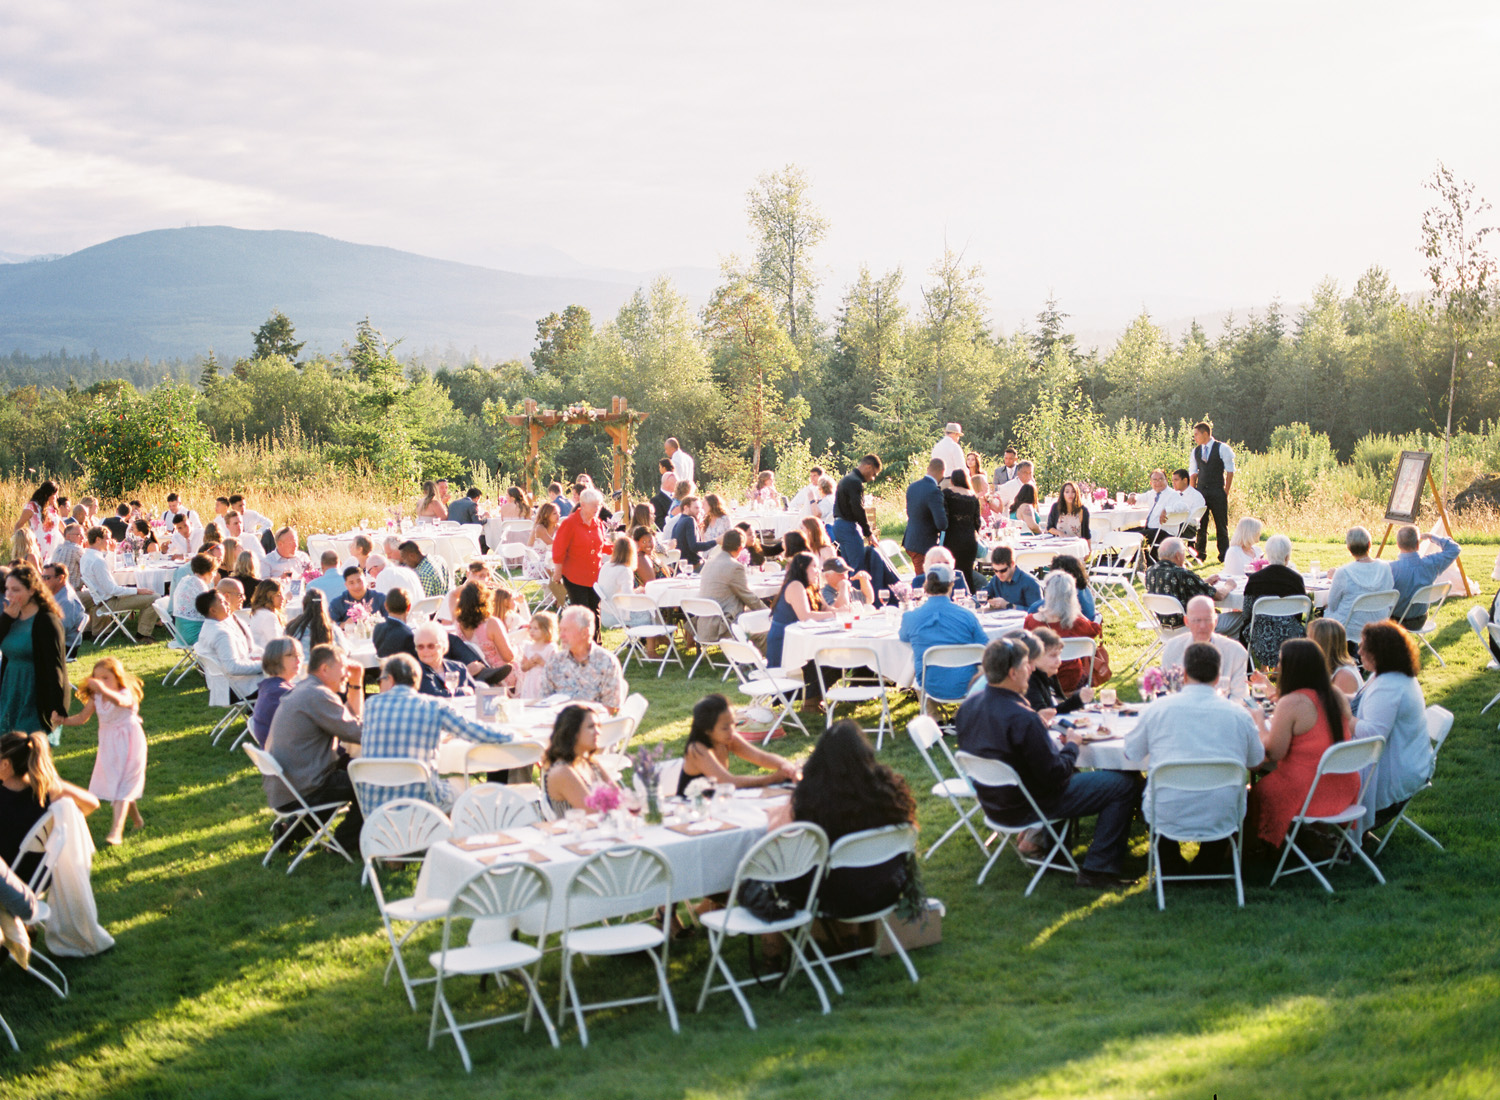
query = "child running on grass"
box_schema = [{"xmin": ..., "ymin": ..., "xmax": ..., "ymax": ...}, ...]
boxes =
[{"xmin": 53, "ymin": 656, "xmax": 147, "ymax": 846}]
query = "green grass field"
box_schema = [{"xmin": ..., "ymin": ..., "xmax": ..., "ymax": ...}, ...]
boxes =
[{"xmin": 6, "ymin": 542, "xmax": 1500, "ymax": 1099}]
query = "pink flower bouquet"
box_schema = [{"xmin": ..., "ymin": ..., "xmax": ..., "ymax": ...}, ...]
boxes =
[
  {"xmin": 584, "ymin": 785, "xmax": 621, "ymax": 815},
  {"xmin": 1141, "ymin": 667, "xmax": 1164, "ymax": 695}
]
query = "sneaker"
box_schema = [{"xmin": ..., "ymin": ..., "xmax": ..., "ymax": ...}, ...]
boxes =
[{"xmin": 1075, "ymin": 869, "xmax": 1139, "ymax": 889}]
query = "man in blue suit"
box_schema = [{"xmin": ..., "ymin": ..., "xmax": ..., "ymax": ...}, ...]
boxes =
[{"xmin": 903, "ymin": 457, "xmax": 949, "ymax": 579}]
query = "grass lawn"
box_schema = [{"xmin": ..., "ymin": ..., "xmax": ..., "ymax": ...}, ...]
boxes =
[{"xmin": 6, "ymin": 541, "xmax": 1500, "ymax": 1099}]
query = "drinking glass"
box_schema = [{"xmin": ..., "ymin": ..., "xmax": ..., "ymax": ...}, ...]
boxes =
[
  {"xmin": 1100, "ymin": 687, "xmax": 1117, "ymax": 707},
  {"xmin": 564, "ymin": 808, "xmax": 585, "ymax": 836},
  {"xmin": 444, "ymin": 669, "xmax": 460, "ymax": 695}
]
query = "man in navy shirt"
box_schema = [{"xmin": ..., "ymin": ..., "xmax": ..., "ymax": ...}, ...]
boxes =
[
  {"xmin": 329, "ymin": 567, "xmax": 387, "ymax": 623},
  {"xmin": 955, "ymin": 637, "xmax": 1140, "ymax": 888},
  {"xmin": 982, "ymin": 546, "xmax": 1042, "ymax": 611},
  {"xmin": 902, "ymin": 457, "xmax": 948, "ymax": 579}
]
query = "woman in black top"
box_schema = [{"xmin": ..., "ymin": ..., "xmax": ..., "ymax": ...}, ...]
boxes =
[
  {"xmin": 0, "ymin": 730, "xmax": 98, "ymax": 881},
  {"xmin": 941, "ymin": 470, "xmax": 983, "ymax": 591},
  {"xmin": 1237, "ymin": 534, "xmax": 1308, "ymax": 665},
  {"xmin": 676, "ymin": 694, "xmax": 797, "ymax": 797},
  {"xmin": 771, "ymin": 719, "xmax": 917, "ymax": 918}
]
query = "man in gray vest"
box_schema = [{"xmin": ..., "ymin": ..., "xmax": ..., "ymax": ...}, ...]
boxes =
[{"xmin": 1188, "ymin": 420, "xmax": 1235, "ymax": 564}]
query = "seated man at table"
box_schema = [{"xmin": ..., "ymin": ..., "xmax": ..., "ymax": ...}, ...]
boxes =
[
  {"xmin": 1144, "ymin": 538, "xmax": 1235, "ymax": 629},
  {"xmin": 41, "ymin": 562, "xmax": 86, "ymax": 655},
  {"xmin": 1124, "ymin": 642, "xmax": 1264, "ymax": 876},
  {"xmin": 1169, "ymin": 470, "xmax": 1206, "ymax": 547},
  {"xmin": 696, "ymin": 529, "xmax": 768, "ymax": 643},
  {"xmin": 1159, "ymin": 595, "xmax": 1249, "ymax": 700},
  {"xmin": 982, "ymin": 546, "xmax": 1042, "ymax": 611},
  {"xmin": 263, "ymin": 527, "xmax": 311, "ymax": 579},
  {"xmin": 329, "ymin": 567, "xmax": 386, "ymax": 623},
  {"xmin": 669, "ymin": 496, "xmax": 718, "ymax": 571},
  {"xmin": 81, "ymin": 526, "xmax": 161, "ymax": 641},
  {"xmin": 955, "ymin": 637, "xmax": 1141, "ymax": 888},
  {"xmin": 1127, "ymin": 469, "xmax": 1178, "ymax": 561},
  {"xmin": 413, "ymin": 621, "xmax": 474, "ymax": 698},
  {"xmin": 373, "ymin": 587, "xmax": 418, "ymax": 658},
  {"xmin": 900, "ymin": 562, "xmax": 989, "ymax": 708},
  {"xmin": 540, "ymin": 605, "xmax": 626, "ymax": 713},
  {"xmin": 789, "ymin": 465, "xmax": 825, "ymax": 512},
  {"xmin": 306, "ymin": 550, "xmax": 347, "ymax": 600},
  {"xmin": 398, "ymin": 540, "xmax": 449, "ymax": 598},
  {"xmin": 166, "ymin": 512, "xmax": 202, "ymax": 558},
  {"xmin": 448, "ymin": 486, "xmax": 486, "ymax": 526},
  {"xmin": 1390, "ymin": 524, "xmax": 1461, "ymax": 630},
  {"xmin": 263, "ymin": 644, "xmax": 366, "ymax": 850},
  {"xmin": 222, "ymin": 510, "xmax": 264, "ymax": 567},
  {"xmin": 194, "ymin": 589, "xmax": 265, "ymax": 700},
  {"xmin": 356, "ymin": 654, "xmax": 514, "ymax": 812}
]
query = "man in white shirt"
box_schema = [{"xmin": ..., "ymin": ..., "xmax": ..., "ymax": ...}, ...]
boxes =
[
  {"xmin": 931, "ymin": 422, "xmax": 966, "ymax": 481},
  {"xmin": 1124, "ymin": 641, "xmax": 1264, "ymax": 876},
  {"xmin": 166, "ymin": 512, "xmax": 203, "ymax": 558},
  {"xmin": 263, "ymin": 528, "xmax": 311, "ymax": 579},
  {"xmin": 367, "ymin": 553, "xmax": 423, "ymax": 599},
  {"xmin": 222, "ymin": 511, "xmax": 265, "ymax": 567},
  {"xmin": 1129, "ymin": 469, "xmax": 1178, "ymax": 558},
  {"xmin": 161, "ymin": 493, "xmax": 201, "ymax": 530},
  {"xmin": 1188, "ymin": 421, "xmax": 1236, "ymax": 563},
  {"xmin": 788, "ymin": 466, "xmax": 825, "ymax": 512},
  {"xmin": 665, "ymin": 437, "xmax": 694, "ymax": 486},
  {"xmin": 80, "ymin": 527, "xmax": 161, "ymax": 640},
  {"xmin": 996, "ymin": 459, "xmax": 1035, "ymax": 510},
  {"xmin": 229, "ymin": 493, "xmax": 273, "ymax": 535},
  {"xmin": 194, "ymin": 589, "xmax": 264, "ymax": 699},
  {"xmin": 1159, "ymin": 595, "xmax": 1249, "ymax": 700}
]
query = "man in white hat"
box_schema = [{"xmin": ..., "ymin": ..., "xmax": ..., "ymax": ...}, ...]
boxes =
[{"xmin": 932, "ymin": 422, "xmax": 966, "ymax": 482}]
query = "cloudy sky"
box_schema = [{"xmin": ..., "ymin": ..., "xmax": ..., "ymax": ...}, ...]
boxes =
[{"xmin": 3, "ymin": 1, "xmax": 1497, "ymax": 334}]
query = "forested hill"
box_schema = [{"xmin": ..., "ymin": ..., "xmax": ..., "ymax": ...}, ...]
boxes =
[{"xmin": 0, "ymin": 226, "xmax": 642, "ymax": 362}]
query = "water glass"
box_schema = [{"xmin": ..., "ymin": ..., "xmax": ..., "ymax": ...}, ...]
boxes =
[
  {"xmin": 564, "ymin": 808, "xmax": 585, "ymax": 836},
  {"xmin": 1100, "ymin": 687, "xmax": 1117, "ymax": 707},
  {"xmin": 444, "ymin": 670, "xmax": 460, "ymax": 695}
]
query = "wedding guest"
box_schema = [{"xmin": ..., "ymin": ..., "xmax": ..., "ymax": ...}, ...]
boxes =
[
  {"xmin": 789, "ymin": 466, "xmax": 824, "ymax": 512},
  {"xmin": 414, "ymin": 621, "xmax": 473, "ymax": 698},
  {"xmin": 697, "ymin": 530, "xmax": 767, "ymax": 641},
  {"xmin": 1025, "ymin": 627, "xmax": 1094, "ymax": 722},
  {"xmin": 1325, "ymin": 527, "xmax": 1396, "ymax": 647},
  {"xmin": 1350, "ymin": 620, "xmax": 1432, "ymax": 833},
  {"xmin": 553, "ymin": 489, "xmax": 609, "ymax": 636},
  {"xmin": 516, "ymin": 612, "xmax": 558, "ymax": 700},
  {"xmin": 1307, "ymin": 618, "xmax": 1363, "ymax": 696},
  {"xmin": 329, "ymin": 568, "xmax": 386, "ymax": 623},
  {"xmin": 51, "ymin": 657, "xmax": 147, "ymax": 846},
  {"xmin": 39, "ymin": 563, "xmax": 85, "ymax": 655},
  {"xmin": 251, "ymin": 639, "xmax": 302, "ymax": 747},
  {"xmin": 539, "ymin": 606, "xmax": 626, "ymax": 712},
  {"xmin": 0, "ymin": 731, "xmax": 98, "ymax": 880},
  {"xmin": 0, "ymin": 566, "xmax": 70, "ymax": 741},
  {"xmin": 194, "ymin": 590, "xmax": 264, "ymax": 701},
  {"xmin": 247, "ymin": 580, "xmax": 287, "ymax": 649},
  {"xmin": 286, "ymin": 589, "xmax": 348, "ymax": 660},
  {"xmin": 765, "ymin": 552, "xmax": 835, "ymax": 672},
  {"xmin": 529, "ymin": 500, "xmax": 562, "ymax": 549},
  {"xmin": 982, "ymin": 546, "xmax": 1041, "ymax": 611},
  {"xmin": 899, "ymin": 561, "xmax": 987, "ymax": 705},
  {"xmin": 1144, "ymin": 537, "xmax": 1235, "ymax": 630},
  {"xmin": 1045, "ymin": 554, "xmax": 1098, "ymax": 621},
  {"xmin": 307, "ymin": 551, "xmax": 346, "ymax": 600},
  {"xmin": 1390, "ymin": 525, "xmax": 1461, "ymax": 629},
  {"xmin": 172, "ymin": 554, "xmax": 219, "ymax": 644},
  {"xmin": 263, "ymin": 528, "xmax": 311, "ymax": 579},
  {"xmin": 452, "ymin": 582, "xmax": 517, "ymax": 680},
  {"xmin": 82, "ymin": 528, "xmax": 160, "ymax": 640},
  {"xmin": 931, "ymin": 422, "xmax": 966, "ymax": 479},
  {"xmin": 1045, "ymin": 481, "xmax": 1092, "ymax": 545},
  {"xmin": 1222, "ymin": 517, "xmax": 1264, "ymax": 578},
  {"xmin": 1158, "ymin": 595, "xmax": 1249, "ymax": 700},
  {"xmin": 677, "ymin": 693, "xmax": 797, "ymax": 794},
  {"xmin": 902, "ymin": 457, "xmax": 949, "ymax": 579},
  {"xmin": 1023, "ymin": 570, "xmax": 1102, "ymax": 694},
  {"xmin": 1232, "ymin": 532, "xmax": 1306, "ymax": 652},
  {"xmin": 942, "ymin": 470, "xmax": 983, "ymax": 589},
  {"xmin": 543, "ymin": 704, "xmax": 620, "ymax": 815}
]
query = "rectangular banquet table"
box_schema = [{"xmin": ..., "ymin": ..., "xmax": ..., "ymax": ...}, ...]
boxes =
[
  {"xmin": 643, "ymin": 572, "xmax": 784, "ymax": 610},
  {"xmin": 413, "ymin": 795, "xmax": 782, "ymax": 935},
  {"xmin": 1216, "ymin": 572, "xmax": 1331, "ymax": 612},
  {"xmin": 110, "ymin": 565, "xmax": 178, "ymax": 596},
  {"xmin": 779, "ymin": 605, "xmax": 1029, "ymax": 688}
]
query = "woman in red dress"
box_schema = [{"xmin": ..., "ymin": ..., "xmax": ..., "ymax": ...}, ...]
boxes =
[{"xmin": 1246, "ymin": 638, "xmax": 1359, "ymax": 848}]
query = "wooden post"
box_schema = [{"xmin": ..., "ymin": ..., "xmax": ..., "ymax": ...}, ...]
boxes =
[
  {"xmin": 1375, "ymin": 524, "xmax": 1394, "ymax": 558},
  {"xmin": 1426, "ymin": 471, "xmax": 1472, "ymax": 595}
]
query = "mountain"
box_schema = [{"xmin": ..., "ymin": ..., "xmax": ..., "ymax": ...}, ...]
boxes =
[{"xmin": 0, "ymin": 227, "xmax": 682, "ymax": 362}]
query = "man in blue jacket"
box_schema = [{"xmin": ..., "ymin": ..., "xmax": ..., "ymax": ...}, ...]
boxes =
[{"xmin": 903, "ymin": 457, "xmax": 948, "ymax": 580}]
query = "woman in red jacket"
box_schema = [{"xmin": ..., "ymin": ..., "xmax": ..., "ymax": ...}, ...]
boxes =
[
  {"xmin": 551, "ymin": 488, "xmax": 608, "ymax": 640},
  {"xmin": 1023, "ymin": 570, "xmax": 1102, "ymax": 694}
]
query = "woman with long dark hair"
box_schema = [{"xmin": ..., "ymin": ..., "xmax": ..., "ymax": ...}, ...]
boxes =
[
  {"xmin": 285, "ymin": 588, "xmax": 347, "ymax": 658},
  {"xmin": 1, "ymin": 730, "xmax": 98, "ymax": 879},
  {"xmin": 942, "ymin": 469, "xmax": 982, "ymax": 589},
  {"xmin": 765, "ymin": 552, "xmax": 832, "ymax": 669},
  {"xmin": 543, "ymin": 704, "xmax": 618, "ymax": 816},
  {"xmin": 1009, "ymin": 482, "xmax": 1041, "ymax": 534},
  {"xmin": 0, "ymin": 565, "xmax": 69, "ymax": 741},
  {"xmin": 1046, "ymin": 480, "xmax": 1092, "ymax": 544},
  {"xmin": 768, "ymin": 719, "xmax": 917, "ymax": 918},
  {"xmin": 799, "ymin": 516, "xmax": 835, "ymax": 566},
  {"xmin": 1246, "ymin": 638, "xmax": 1358, "ymax": 848},
  {"xmin": 676, "ymin": 693, "xmax": 798, "ymax": 796}
]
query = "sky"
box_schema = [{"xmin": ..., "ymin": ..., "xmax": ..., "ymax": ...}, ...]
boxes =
[{"xmin": 2, "ymin": 0, "xmax": 1498, "ymax": 337}]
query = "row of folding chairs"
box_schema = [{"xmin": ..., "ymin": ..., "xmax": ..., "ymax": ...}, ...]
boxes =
[
  {"xmin": 3, "ymin": 803, "xmax": 79, "ymax": 1050},
  {"xmin": 907, "ymin": 706, "xmax": 1453, "ymax": 906}
]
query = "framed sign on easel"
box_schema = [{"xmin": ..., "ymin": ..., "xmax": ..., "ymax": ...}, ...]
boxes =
[{"xmin": 1374, "ymin": 450, "xmax": 1470, "ymax": 594}]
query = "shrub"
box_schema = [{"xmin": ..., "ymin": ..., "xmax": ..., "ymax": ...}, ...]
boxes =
[{"xmin": 69, "ymin": 384, "xmax": 217, "ymax": 497}]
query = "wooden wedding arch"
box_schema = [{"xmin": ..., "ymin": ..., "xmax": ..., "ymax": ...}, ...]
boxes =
[{"xmin": 502, "ymin": 397, "xmax": 649, "ymax": 516}]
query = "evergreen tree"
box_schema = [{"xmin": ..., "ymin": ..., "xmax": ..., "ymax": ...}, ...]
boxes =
[{"xmin": 251, "ymin": 310, "xmax": 305, "ymax": 362}]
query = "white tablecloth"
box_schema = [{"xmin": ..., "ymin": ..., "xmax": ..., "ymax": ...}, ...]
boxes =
[
  {"xmin": 414, "ymin": 799, "xmax": 777, "ymax": 935},
  {"xmin": 644, "ymin": 573, "xmax": 783, "ymax": 610},
  {"xmin": 308, "ymin": 525, "xmax": 482, "ymax": 572},
  {"xmin": 1086, "ymin": 505, "xmax": 1150, "ymax": 534},
  {"xmin": 779, "ymin": 606, "xmax": 1029, "ymax": 688},
  {"xmin": 1049, "ymin": 703, "xmax": 1151, "ymax": 771},
  {"xmin": 733, "ymin": 512, "xmax": 806, "ymax": 539},
  {"xmin": 431, "ymin": 697, "xmax": 566, "ymax": 774},
  {"xmin": 111, "ymin": 566, "xmax": 177, "ymax": 595},
  {"xmin": 981, "ymin": 535, "xmax": 1090, "ymax": 567}
]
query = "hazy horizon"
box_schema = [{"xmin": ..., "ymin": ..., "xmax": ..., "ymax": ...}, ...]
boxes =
[{"xmin": 3, "ymin": 1, "xmax": 1497, "ymax": 339}]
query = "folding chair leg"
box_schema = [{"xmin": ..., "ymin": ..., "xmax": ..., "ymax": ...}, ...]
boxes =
[
  {"xmin": 1419, "ymin": 634, "xmax": 1445, "ymax": 667},
  {"xmin": 1374, "ymin": 810, "xmax": 1443, "ymax": 856},
  {"xmin": 0, "ymin": 1009, "xmax": 15, "ymax": 1052},
  {"xmin": 25, "ymin": 951, "xmax": 68, "ymax": 999},
  {"xmin": 876, "ymin": 915, "xmax": 920, "ymax": 983},
  {"xmin": 779, "ymin": 926, "xmax": 831, "ymax": 1015},
  {"xmin": 1482, "ymin": 690, "xmax": 1500, "ymax": 715}
]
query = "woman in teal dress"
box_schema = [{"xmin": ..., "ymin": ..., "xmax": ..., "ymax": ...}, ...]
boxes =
[{"xmin": 0, "ymin": 565, "xmax": 69, "ymax": 742}]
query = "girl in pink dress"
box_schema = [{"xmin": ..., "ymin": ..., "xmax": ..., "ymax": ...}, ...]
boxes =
[
  {"xmin": 53, "ymin": 657, "xmax": 147, "ymax": 846},
  {"xmin": 517, "ymin": 612, "xmax": 558, "ymax": 700}
]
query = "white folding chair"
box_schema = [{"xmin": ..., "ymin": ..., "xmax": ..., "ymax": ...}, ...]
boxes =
[
  {"xmin": 1088, "ymin": 532, "xmax": 1144, "ymax": 614},
  {"xmin": 918, "ymin": 644, "xmax": 986, "ymax": 729},
  {"xmin": 1487, "ymin": 623, "xmax": 1500, "ymax": 718},
  {"xmin": 0, "ymin": 1007, "xmax": 13, "ymax": 1051},
  {"xmin": 85, "ymin": 584, "xmax": 137, "ymax": 647},
  {"xmin": 558, "ymin": 844, "xmax": 679, "ymax": 1047},
  {"xmin": 413, "ymin": 595, "xmax": 444, "ymax": 622},
  {"xmin": 1343, "ymin": 589, "xmax": 1400, "ymax": 636},
  {"xmin": 1013, "ymin": 549, "xmax": 1053, "ymax": 577},
  {"xmin": 719, "ymin": 638, "xmax": 810, "ymax": 741},
  {"xmin": 906, "ymin": 716, "xmax": 990, "ymax": 859},
  {"xmin": 13, "ymin": 808, "xmax": 69, "ymax": 1000},
  {"xmin": 696, "ymin": 823, "xmax": 831, "ymax": 1029},
  {"xmin": 1467, "ymin": 605, "xmax": 1499, "ymax": 673},
  {"xmin": 1373, "ymin": 706, "xmax": 1454, "ymax": 857},
  {"xmin": 1404, "ymin": 582, "xmax": 1452, "ymax": 666},
  {"xmin": 450, "ymin": 783, "xmax": 541, "ymax": 837},
  {"xmin": 736, "ymin": 608, "xmax": 772, "ymax": 638},
  {"xmin": 347, "ymin": 757, "xmax": 436, "ymax": 831},
  {"xmin": 1270, "ymin": 736, "xmax": 1387, "ymax": 893},
  {"xmin": 878, "ymin": 539, "xmax": 913, "ymax": 577},
  {"xmin": 953, "ymin": 751, "xmax": 1080, "ymax": 894},
  {"xmin": 607, "ymin": 593, "xmax": 684, "ymax": 678},
  {"xmin": 428, "ymin": 862, "xmax": 559, "ymax": 1070},
  {"xmin": 621, "ymin": 691, "xmax": 649, "ymax": 731},
  {"xmin": 814, "ymin": 645, "xmax": 892, "ymax": 750},
  {"xmin": 807, "ymin": 824, "xmax": 921, "ymax": 990},
  {"xmin": 198, "ymin": 652, "xmax": 252, "ymax": 747},
  {"xmin": 361, "ymin": 798, "xmax": 454, "ymax": 1009},
  {"xmin": 153, "ymin": 596, "xmax": 202, "ymax": 685},
  {"xmin": 1131, "ymin": 592, "xmax": 1187, "ymax": 672},
  {"xmin": 1246, "ymin": 595, "xmax": 1312, "ymax": 669},
  {"xmin": 680, "ymin": 596, "xmax": 735, "ymax": 680},
  {"xmin": 461, "ymin": 740, "xmax": 544, "ymax": 799},
  {"xmin": 1158, "ymin": 509, "xmax": 1191, "ymax": 539},
  {"xmin": 242, "ymin": 743, "xmax": 356, "ymax": 874},
  {"xmin": 1144, "ymin": 759, "xmax": 1249, "ymax": 910}
]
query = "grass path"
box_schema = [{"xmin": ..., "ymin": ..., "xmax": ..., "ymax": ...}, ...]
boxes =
[{"xmin": 5, "ymin": 542, "xmax": 1500, "ymax": 1099}]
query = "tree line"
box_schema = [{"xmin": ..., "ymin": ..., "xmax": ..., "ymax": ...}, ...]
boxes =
[{"xmin": 0, "ymin": 164, "xmax": 1494, "ymax": 500}]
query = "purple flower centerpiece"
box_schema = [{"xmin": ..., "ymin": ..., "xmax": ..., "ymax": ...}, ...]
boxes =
[
  {"xmin": 629, "ymin": 743, "xmax": 668, "ymax": 824},
  {"xmin": 1141, "ymin": 667, "xmax": 1164, "ymax": 696}
]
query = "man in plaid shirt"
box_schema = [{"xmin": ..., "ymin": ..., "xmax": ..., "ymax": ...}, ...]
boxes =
[
  {"xmin": 357, "ymin": 654, "xmax": 515, "ymax": 812},
  {"xmin": 398, "ymin": 540, "xmax": 449, "ymax": 598},
  {"xmin": 1143, "ymin": 538, "xmax": 1235, "ymax": 629}
]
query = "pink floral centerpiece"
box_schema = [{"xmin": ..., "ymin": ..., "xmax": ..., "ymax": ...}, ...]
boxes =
[
  {"xmin": 584, "ymin": 785, "xmax": 620, "ymax": 815},
  {"xmin": 1141, "ymin": 667, "xmax": 1163, "ymax": 695}
]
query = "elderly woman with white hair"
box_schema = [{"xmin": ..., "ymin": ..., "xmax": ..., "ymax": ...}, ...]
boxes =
[
  {"xmin": 1229, "ymin": 532, "xmax": 1309, "ymax": 660},
  {"xmin": 1325, "ymin": 525, "xmax": 1395, "ymax": 646},
  {"xmin": 551, "ymin": 486, "xmax": 609, "ymax": 641},
  {"xmin": 412, "ymin": 620, "xmax": 474, "ymax": 698},
  {"xmin": 1022, "ymin": 569, "xmax": 1103, "ymax": 694},
  {"xmin": 1222, "ymin": 516, "xmax": 1265, "ymax": 578}
]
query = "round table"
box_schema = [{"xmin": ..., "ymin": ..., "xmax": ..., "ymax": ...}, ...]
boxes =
[{"xmin": 1216, "ymin": 573, "xmax": 1331, "ymax": 612}]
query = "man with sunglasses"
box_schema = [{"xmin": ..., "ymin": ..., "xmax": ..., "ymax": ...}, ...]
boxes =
[{"xmin": 981, "ymin": 546, "xmax": 1042, "ymax": 612}]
